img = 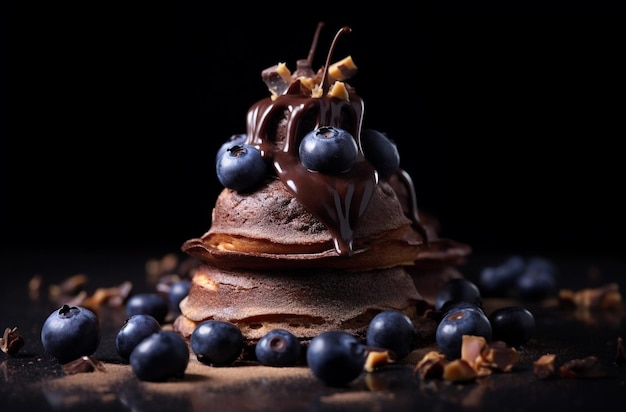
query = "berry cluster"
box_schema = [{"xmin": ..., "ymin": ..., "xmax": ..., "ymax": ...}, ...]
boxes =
[
  {"xmin": 39, "ymin": 268, "xmax": 542, "ymax": 386},
  {"xmin": 215, "ymin": 126, "xmax": 401, "ymax": 193},
  {"xmin": 479, "ymin": 255, "xmax": 558, "ymax": 300},
  {"xmin": 433, "ymin": 278, "xmax": 536, "ymax": 360}
]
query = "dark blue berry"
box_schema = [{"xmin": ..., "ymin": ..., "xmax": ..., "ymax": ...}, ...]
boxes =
[
  {"xmin": 129, "ymin": 331, "xmax": 189, "ymax": 382},
  {"xmin": 255, "ymin": 329, "xmax": 302, "ymax": 367},
  {"xmin": 436, "ymin": 306, "xmax": 492, "ymax": 359},
  {"xmin": 516, "ymin": 270, "xmax": 556, "ymax": 301},
  {"xmin": 526, "ymin": 256, "xmax": 558, "ymax": 275},
  {"xmin": 488, "ymin": 306, "xmax": 535, "ymax": 348},
  {"xmin": 299, "ymin": 126, "xmax": 358, "ymax": 174},
  {"xmin": 216, "ymin": 144, "xmax": 267, "ymax": 192},
  {"xmin": 360, "ymin": 129, "xmax": 400, "ymax": 179},
  {"xmin": 366, "ymin": 310, "xmax": 416, "ymax": 360},
  {"xmin": 125, "ymin": 293, "xmax": 169, "ymax": 324},
  {"xmin": 216, "ymin": 133, "xmax": 247, "ymax": 162},
  {"xmin": 115, "ymin": 314, "xmax": 162, "ymax": 361},
  {"xmin": 434, "ymin": 278, "xmax": 482, "ymax": 312},
  {"xmin": 40, "ymin": 304, "xmax": 101, "ymax": 364},
  {"xmin": 306, "ymin": 331, "xmax": 366, "ymax": 387},
  {"xmin": 479, "ymin": 255, "xmax": 526, "ymax": 297},
  {"xmin": 168, "ymin": 279, "xmax": 191, "ymax": 314},
  {"xmin": 434, "ymin": 301, "xmax": 484, "ymax": 323},
  {"xmin": 190, "ymin": 320, "xmax": 244, "ymax": 366}
]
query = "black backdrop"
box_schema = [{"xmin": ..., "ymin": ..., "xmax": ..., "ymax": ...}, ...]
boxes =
[{"xmin": 3, "ymin": 1, "xmax": 625, "ymax": 259}]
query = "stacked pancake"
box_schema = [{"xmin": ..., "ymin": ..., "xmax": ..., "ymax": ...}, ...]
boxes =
[{"xmin": 173, "ymin": 25, "xmax": 470, "ymax": 347}]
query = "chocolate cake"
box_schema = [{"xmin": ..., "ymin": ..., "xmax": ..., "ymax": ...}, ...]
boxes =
[{"xmin": 173, "ymin": 24, "xmax": 471, "ymax": 348}]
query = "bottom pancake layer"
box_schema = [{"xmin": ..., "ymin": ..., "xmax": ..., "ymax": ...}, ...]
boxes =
[{"xmin": 173, "ymin": 265, "xmax": 425, "ymax": 345}]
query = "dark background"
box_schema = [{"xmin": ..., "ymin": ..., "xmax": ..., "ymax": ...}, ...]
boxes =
[{"xmin": 3, "ymin": 1, "xmax": 625, "ymax": 260}]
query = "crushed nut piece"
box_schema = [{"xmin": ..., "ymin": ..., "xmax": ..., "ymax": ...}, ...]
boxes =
[
  {"xmin": 81, "ymin": 281, "xmax": 133, "ymax": 312},
  {"xmin": 49, "ymin": 274, "xmax": 89, "ymax": 302},
  {"xmin": 0, "ymin": 327, "xmax": 25, "ymax": 356},
  {"xmin": 28, "ymin": 274, "xmax": 43, "ymax": 301},
  {"xmin": 414, "ymin": 351, "xmax": 447, "ymax": 379},
  {"xmin": 328, "ymin": 81, "xmax": 350, "ymax": 100},
  {"xmin": 442, "ymin": 359, "xmax": 477, "ymax": 383},
  {"xmin": 479, "ymin": 341, "xmax": 519, "ymax": 372},
  {"xmin": 62, "ymin": 356, "xmax": 106, "ymax": 375},
  {"xmin": 534, "ymin": 353, "xmax": 556, "ymax": 379},
  {"xmin": 461, "ymin": 335, "xmax": 487, "ymax": 367},
  {"xmin": 364, "ymin": 349, "xmax": 394, "ymax": 372},
  {"xmin": 328, "ymin": 56, "xmax": 358, "ymax": 81},
  {"xmin": 558, "ymin": 283, "xmax": 622, "ymax": 310},
  {"xmin": 559, "ymin": 355, "xmax": 606, "ymax": 379}
]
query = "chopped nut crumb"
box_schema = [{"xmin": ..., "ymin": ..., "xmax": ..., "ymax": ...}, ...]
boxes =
[
  {"xmin": 442, "ymin": 359, "xmax": 477, "ymax": 383},
  {"xmin": 328, "ymin": 81, "xmax": 350, "ymax": 101},
  {"xmin": 414, "ymin": 351, "xmax": 447, "ymax": 379},
  {"xmin": 479, "ymin": 341, "xmax": 519, "ymax": 372},
  {"xmin": 49, "ymin": 274, "xmax": 89, "ymax": 303},
  {"xmin": 28, "ymin": 274, "xmax": 43, "ymax": 301},
  {"xmin": 559, "ymin": 355, "xmax": 606, "ymax": 379},
  {"xmin": 81, "ymin": 281, "xmax": 133, "ymax": 312},
  {"xmin": 328, "ymin": 56, "xmax": 358, "ymax": 81},
  {"xmin": 558, "ymin": 283, "xmax": 623, "ymax": 310},
  {"xmin": 415, "ymin": 337, "xmax": 521, "ymax": 383},
  {"xmin": 364, "ymin": 349, "xmax": 394, "ymax": 372},
  {"xmin": 533, "ymin": 353, "xmax": 556, "ymax": 379},
  {"xmin": 0, "ymin": 327, "xmax": 25, "ymax": 356},
  {"xmin": 460, "ymin": 335, "xmax": 487, "ymax": 367}
]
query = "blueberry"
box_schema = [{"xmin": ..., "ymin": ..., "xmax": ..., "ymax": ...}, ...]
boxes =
[
  {"xmin": 434, "ymin": 278, "xmax": 483, "ymax": 312},
  {"xmin": 479, "ymin": 255, "xmax": 526, "ymax": 297},
  {"xmin": 526, "ymin": 256, "xmax": 558, "ymax": 275},
  {"xmin": 129, "ymin": 331, "xmax": 189, "ymax": 382},
  {"xmin": 115, "ymin": 314, "xmax": 162, "ymax": 361},
  {"xmin": 190, "ymin": 320, "xmax": 244, "ymax": 366},
  {"xmin": 168, "ymin": 279, "xmax": 191, "ymax": 314},
  {"xmin": 436, "ymin": 306, "xmax": 492, "ymax": 359},
  {"xmin": 516, "ymin": 270, "xmax": 556, "ymax": 301},
  {"xmin": 255, "ymin": 329, "xmax": 302, "ymax": 367},
  {"xmin": 125, "ymin": 293, "xmax": 169, "ymax": 324},
  {"xmin": 40, "ymin": 304, "xmax": 101, "ymax": 364},
  {"xmin": 434, "ymin": 301, "xmax": 484, "ymax": 323},
  {"xmin": 216, "ymin": 144, "xmax": 267, "ymax": 192},
  {"xmin": 299, "ymin": 126, "xmax": 358, "ymax": 174},
  {"xmin": 366, "ymin": 310, "xmax": 416, "ymax": 360},
  {"xmin": 360, "ymin": 129, "xmax": 400, "ymax": 179},
  {"xmin": 216, "ymin": 133, "xmax": 247, "ymax": 163},
  {"xmin": 306, "ymin": 331, "xmax": 366, "ymax": 387},
  {"xmin": 488, "ymin": 306, "xmax": 535, "ymax": 348}
]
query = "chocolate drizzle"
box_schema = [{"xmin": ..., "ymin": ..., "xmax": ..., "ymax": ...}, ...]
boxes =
[
  {"xmin": 243, "ymin": 24, "xmax": 429, "ymax": 256},
  {"xmin": 246, "ymin": 90, "xmax": 376, "ymax": 257}
]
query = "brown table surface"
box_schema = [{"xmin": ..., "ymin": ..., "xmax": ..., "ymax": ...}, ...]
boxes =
[{"xmin": 1, "ymin": 248, "xmax": 625, "ymax": 411}]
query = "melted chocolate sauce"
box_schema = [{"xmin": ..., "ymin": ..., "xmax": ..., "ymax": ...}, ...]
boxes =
[
  {"xmin": 246, "ymin": 91, "xmax": 376, "ymax": 257},
  {"xmin": 242, "ymin": 24, "xmax": 427, "ymax": 256}
]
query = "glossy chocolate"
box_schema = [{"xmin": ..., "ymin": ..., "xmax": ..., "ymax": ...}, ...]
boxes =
[{"xmin": 243, "ymin": 25, "xmax": 426, "ymax": 256}]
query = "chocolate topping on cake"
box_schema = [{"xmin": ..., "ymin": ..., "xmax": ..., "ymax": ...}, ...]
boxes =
[
  {"xmin": 176, "ymin": 23, "xmax": 471, "ymax": 347},
  {"xmin": 245, "ymin": 25, "xmax": 428, "ymax": 256}
]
